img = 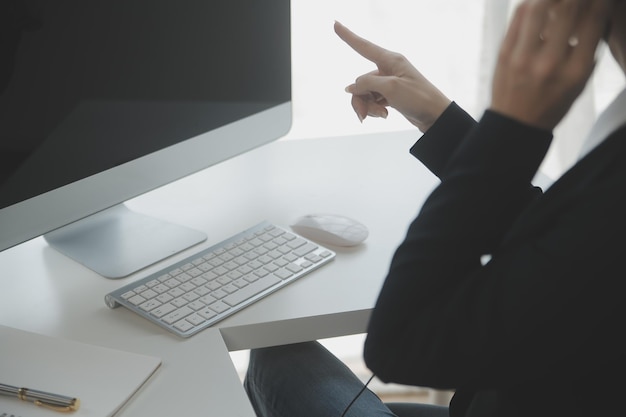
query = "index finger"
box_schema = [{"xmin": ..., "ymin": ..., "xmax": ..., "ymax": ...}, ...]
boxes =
[{"xmin": 334, "ymin": 21, "xmax": 389, "ymax": 65}]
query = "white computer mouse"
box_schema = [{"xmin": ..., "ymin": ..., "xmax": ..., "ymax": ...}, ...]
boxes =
[{"xmin": 291, "ymin": 214, "xmax": 369, "ymax": 247}]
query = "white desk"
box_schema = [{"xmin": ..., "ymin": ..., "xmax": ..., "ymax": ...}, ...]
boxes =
[{"xmin": 0, "ymin": 130, "xmax": 439, "ymax": 416}]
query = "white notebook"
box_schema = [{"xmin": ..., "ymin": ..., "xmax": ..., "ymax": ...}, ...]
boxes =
[{"xmin": 0, "ymin": 325, "xmax": 161, "ymax": 417}]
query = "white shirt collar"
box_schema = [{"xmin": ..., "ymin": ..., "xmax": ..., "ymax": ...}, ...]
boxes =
[{"xmin": 578, "ymin": 87, "xmax": 626, "ymax": 160}]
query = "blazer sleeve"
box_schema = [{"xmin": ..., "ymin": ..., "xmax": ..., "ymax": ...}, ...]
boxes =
[{"xmin": 409, "ymin": 101, "xmax": 477, "ymax": 177}]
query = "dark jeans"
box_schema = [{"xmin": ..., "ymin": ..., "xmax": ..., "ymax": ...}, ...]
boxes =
[{"xmin": 244, "ymin": 341, "xmax": 449, "ymax": 417}]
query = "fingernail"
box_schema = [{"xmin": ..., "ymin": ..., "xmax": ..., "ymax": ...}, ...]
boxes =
[{"xmin": 368, "ymin": 110, "xmax": 387, "ymax": 119}]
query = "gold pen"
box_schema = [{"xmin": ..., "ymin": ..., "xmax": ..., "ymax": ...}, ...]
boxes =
[{"xmin": 0, "ymin": 383, "xmax": 80, "ymax": 413}]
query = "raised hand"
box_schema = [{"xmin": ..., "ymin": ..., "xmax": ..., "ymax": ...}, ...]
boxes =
[
  {"xmin": 490, "ymin": 0, "xmax": 613, "ymax": 130},
  {"xmin": 334, "ymin": 21, "xmax": 451, "ymax": 133}
]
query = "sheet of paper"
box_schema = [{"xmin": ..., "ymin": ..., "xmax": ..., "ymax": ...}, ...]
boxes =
[{"xmin": 0, "ymin": 325, "xmax": 161, "ymax": 417}]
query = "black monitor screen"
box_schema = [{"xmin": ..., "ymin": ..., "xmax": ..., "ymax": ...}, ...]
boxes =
[{"xmin": 0, "ymin": 0, "xmax": 291, "ymax": 209}]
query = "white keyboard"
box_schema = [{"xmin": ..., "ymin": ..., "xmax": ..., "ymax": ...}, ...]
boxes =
[{"xmin": 105, "ymin": 221, "xmax": 335, "ymax": 337}]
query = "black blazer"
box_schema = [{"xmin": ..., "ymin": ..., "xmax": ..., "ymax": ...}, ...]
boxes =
[{"xmin": 363, "ymin": 103, "xmax": 626, "ymax": 417}]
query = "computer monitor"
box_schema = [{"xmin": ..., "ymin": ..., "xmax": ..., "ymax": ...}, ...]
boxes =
[{"xmin": 0, "ymin": 0, "xmax": 291, "ymax": 278}]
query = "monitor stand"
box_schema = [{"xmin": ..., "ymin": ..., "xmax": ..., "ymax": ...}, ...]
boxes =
[{"xmin": 44, "ymin": 204, "xmax": 207, "ymax": 279}]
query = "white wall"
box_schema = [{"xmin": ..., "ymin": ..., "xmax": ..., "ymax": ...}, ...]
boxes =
[{"xmin": 283, "ymin": 0, "xmax": 485, "ymax": 141}]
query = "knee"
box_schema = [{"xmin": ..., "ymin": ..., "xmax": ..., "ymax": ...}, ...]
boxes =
[
  {"xmin": 248, "ymin": 344, "xmax": 292, "ymax": 372},
  {"xmin": 247, "ymin": 341, "xmax": 321, "ymax": 384},
  {"xmin": 245, "ymin": 341, "xmax": 317, "ymax": 403},
  {"xmin": 249, "ymin": 341, "xmax": 317, "ymax": 369}
]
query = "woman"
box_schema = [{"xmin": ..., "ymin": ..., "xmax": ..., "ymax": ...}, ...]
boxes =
[{"xmin": 245, "ymin": 1, "xmax": 626, "ymax": 416}]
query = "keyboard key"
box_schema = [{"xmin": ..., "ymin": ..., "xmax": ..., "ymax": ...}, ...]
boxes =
[
  {"xmin": 186, "ymin": 313, "xmax": 206, "ymax": 326},
  {"xmin": 138, "ymin": 289, "xmax": 158, "ymax": 300},
  {"xmin": 121, "ymin": 291, "xmax": 136, "ymax": 300},
  {"xmin": 152, "ymin": 284, "xmax": 170, "ymax": 294},
  {"xmin": 151, "ymin": 303, "xmax": 177, "ymax": 318},
  {"xmin": 139, "ymin": 299, "xmax": 161, "ymax": 312},
  {"xmin": 198, "ymin": 307, "xmax": 217, "ymax": 320},
  {"xmin": 128, "ymin": 295, "xmax": 147, "ymax": 306},
  {"xmin": 156, "ymin": 293, "xmax": 174, "ymax": 303},
  {"xmin": 274, "ymin": 269, "xmax": 293, "ymax": 280},
  {"xmin": 163, "ymin": 306, "xmax": 193, "ymax": 324},
  {"xmin": 173, "ymin": 319, "xmax": 195, "ymax": 332},
  {"xmin": 293, "ymin": 243, "xmax": 318, "ymax": 257},
  {"xmin": 171, "ymin": 297, "xmax": 189, "ymax": 308},
  {"xmin": 209, "ymin": 300, "xmax": 230, "ymax": 314},
  {"xmin": 287, "ymin": 238, "xmax": 307, "ymax": 249}
]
